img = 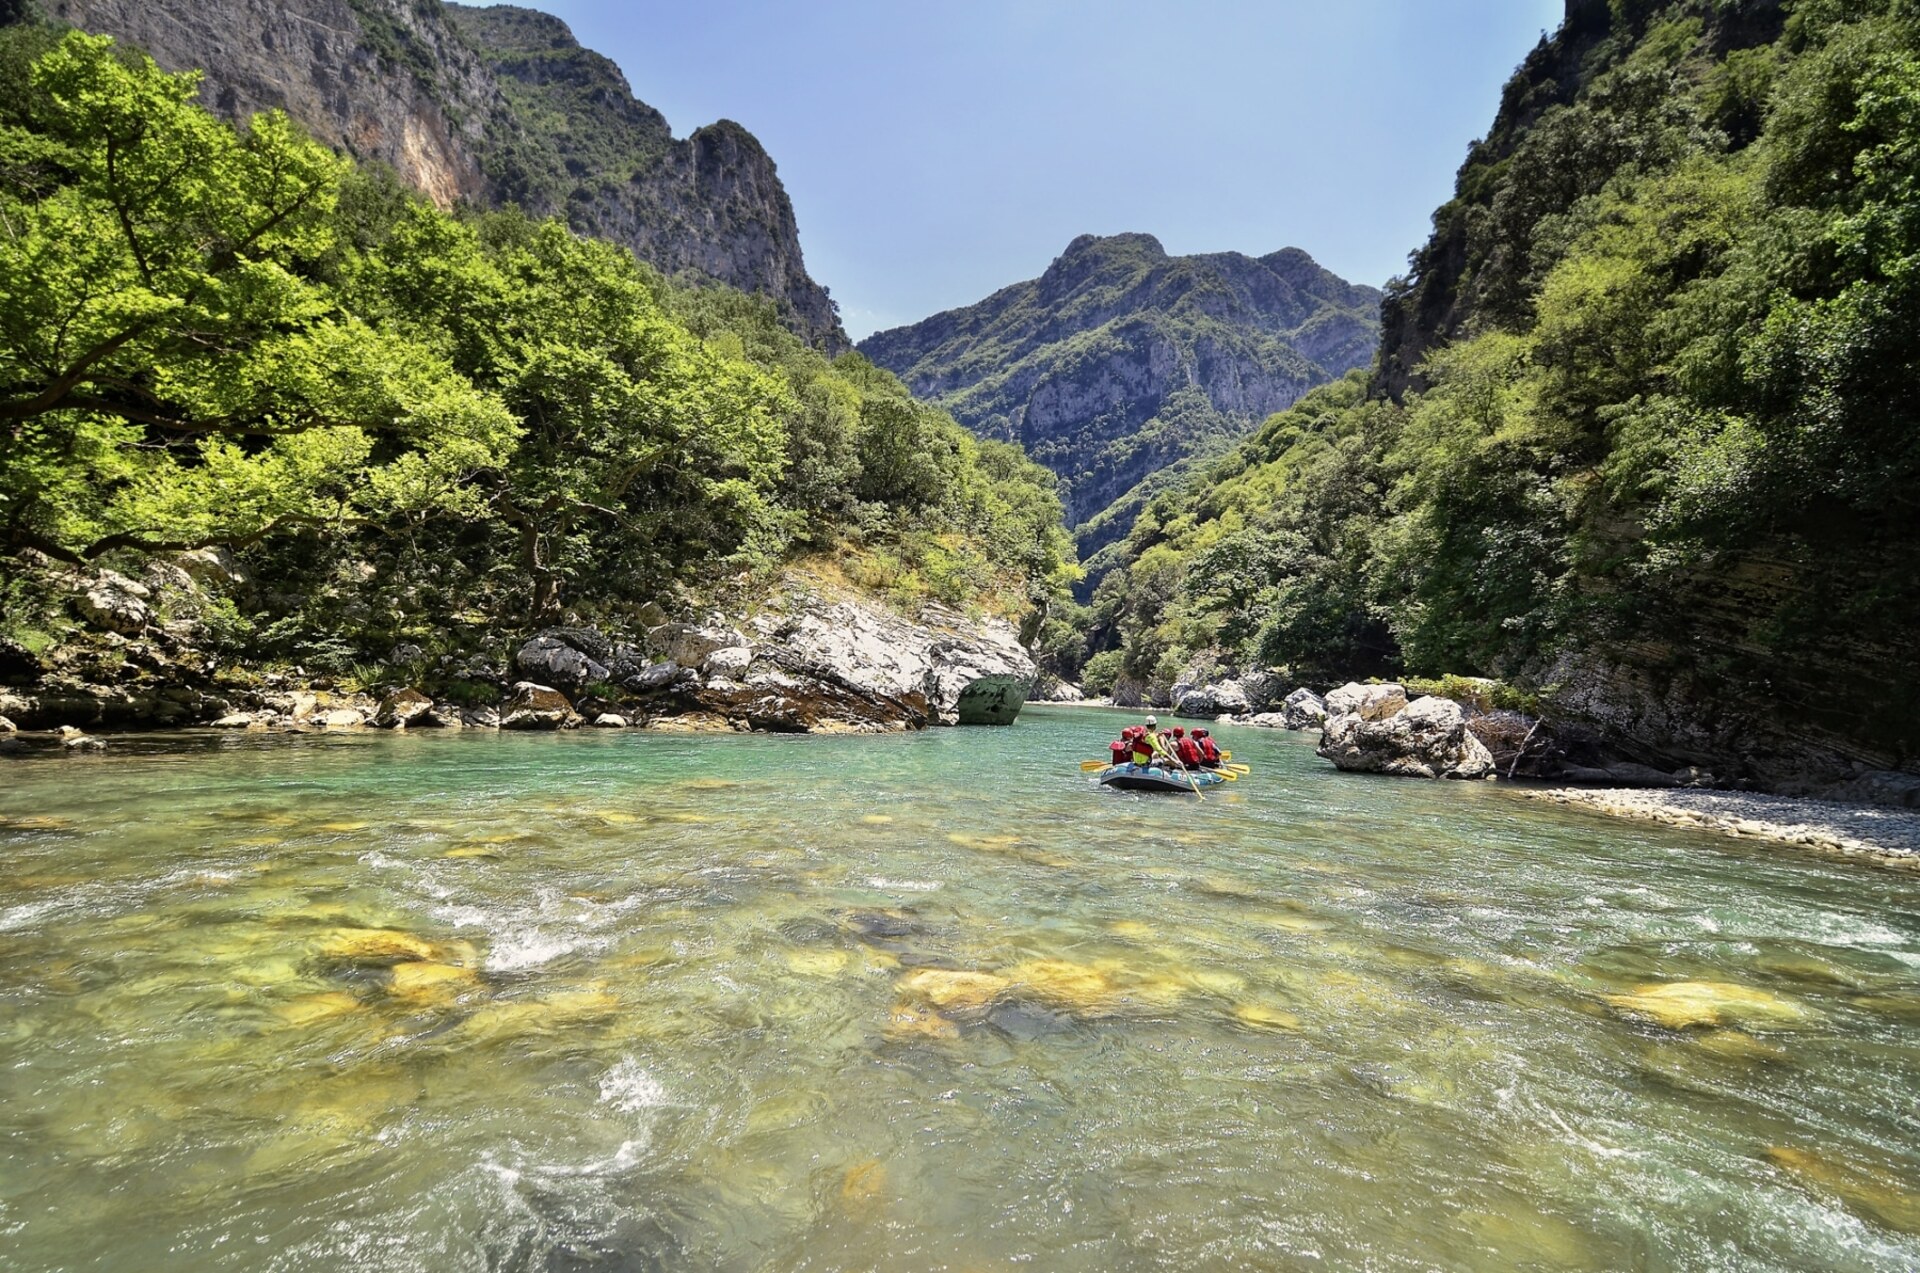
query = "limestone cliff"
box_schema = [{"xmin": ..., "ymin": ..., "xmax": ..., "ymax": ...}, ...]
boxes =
[
  {"xmin": 858, "ymin": 233, "xmax": 1379, "ymax": 587},
  {"xmin": 37, "ymin": 0, "xmax": 846, "ymax": 350}
]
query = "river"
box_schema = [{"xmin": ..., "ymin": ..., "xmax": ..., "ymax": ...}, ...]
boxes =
[{"xmin": 2, "ymin": 706, "xmax": 1917, "ymax": 1271}]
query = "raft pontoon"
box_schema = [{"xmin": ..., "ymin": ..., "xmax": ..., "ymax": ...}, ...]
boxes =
[{"xmin": 1096, "ymin": 763, "xmax": 1228, "ymax": 793}]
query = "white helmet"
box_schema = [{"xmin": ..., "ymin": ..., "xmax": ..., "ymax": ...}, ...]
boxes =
[{"xmin": 1145, "ymin": 715, "xmax": 1158, "ymax": 727}]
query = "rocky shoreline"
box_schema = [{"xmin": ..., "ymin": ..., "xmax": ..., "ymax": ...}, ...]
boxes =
[
  {"xmin": 1523, "ymin": 787, "xmax": 1920, "ymax": 866},
  {"xmin": 0, "ymin": 564, "xmax": 1037, "ymax": 747}
]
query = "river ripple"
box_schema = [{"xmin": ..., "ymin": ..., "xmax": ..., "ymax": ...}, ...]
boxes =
[{"xmin": 1, "ymin": 706, "xmax": 1917, "ymax": 1271}]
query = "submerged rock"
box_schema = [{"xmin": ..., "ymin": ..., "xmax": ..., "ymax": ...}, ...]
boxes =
[
  {"xmin": 1604, "ymin": 980, "xmax": 1812, "ymax": 1031},
  {"xmin": 896, "ymin": 968, "xmax": 1010, "ymax": 1012},
  {"xmin": 1765, "ymin": 1145, "xmax": 1920, "ymax": 1235},
  {"xmin": 883, "ymin": 1002, "xmax": 959, "ymax": 1041},
  {"xmin": 1318, "ymin": 695, "xmax": 1495, "ymax": 779}
]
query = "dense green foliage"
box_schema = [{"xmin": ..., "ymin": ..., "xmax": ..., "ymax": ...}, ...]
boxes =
[
  {"xmin": 1096, "ymin": 0, "xmax": 1920, "ymax": 765},
  {"xmin": 0, "ymin": 31, "xmax": 1072, "ymax": 664}
]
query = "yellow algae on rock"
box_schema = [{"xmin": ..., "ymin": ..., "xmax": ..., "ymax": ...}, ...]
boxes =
[
  {"xmin": 1604, "ymin": 981, "xmax": 1811, "ymax": 1031},
  {"xmin": 1183, "ymin": 969, "xmax": 1250, "ymax": 996},
  {"xmin": 839, "ymin": 1157, "xmax": 887, "ymax": 1209},
  {"xmin": 387, "ymin": 961, "xmax": 478, "ymax": 1005},
  {"xmin": 1107, "ymin": 920, "xmax": 1155, "ymax": 940},
  {"xmin": 884, "ymin": 1003, "xmax": 959, "ymax": 1041},
  {"xmin": 274, "ymin": 991, "xmax": 362, "ymax": 1027},
  {"xmin": 897, "ymin": 968, "xmax": 1010, "ymax": 1011},
  {"xmin": 1232, "ymin": 1001, "xmax": 1303, "ymax": 1032},
  {"xmin": 315, "ymin": 928, "xmax": 450, "ymax": 966},
  {"xmin": 1765, "ymin": 1146, "xmax": 1920, "ymax": 1235},
  {"xmin": 440, "ymin": 845, "xmax": 503, "ymax": 860},
  {"xmin": 1258, "ymin": 913, "xmax": 1333, "ymax": 934},
  {"xmin": 785, "ymin": 949, "xmax": 852, "ymax": 977},
  {"xmin": 859, "ymin": 815, "xmax": 894, "ymax": 825},
  {"xmin": 1694, "ymin": 1030, "xmax": 1789, "ymax": 1063},
  {"xmin": 594, "ymin": 810, "xmax": 641, "ymax": 825},
  {"xmin": 314, "ymin": 821, "xmax": 370, "ymax": 833},
  {"xmin": 1005, "ymin": 959, "xmax": 1118, "ymax": 1013}
]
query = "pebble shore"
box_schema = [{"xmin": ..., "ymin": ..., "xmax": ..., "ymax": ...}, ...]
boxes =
[{"xmin": 1526, "ymin": 787, "xmax": 1920, "ymax": 865}]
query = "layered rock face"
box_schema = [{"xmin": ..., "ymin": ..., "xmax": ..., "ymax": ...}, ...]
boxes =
[
  {"xmin": 858, "ymin": 233, "xmax": 1380, "ymax": 587},
  {"xmin": 39, "ymin": 0, "xmax": 845, "ymax": 349}
]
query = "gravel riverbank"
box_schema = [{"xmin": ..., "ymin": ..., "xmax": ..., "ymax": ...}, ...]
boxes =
[{"xmin": 1526, "ymin": 787, "xmax": 1920, "ymax": 865}]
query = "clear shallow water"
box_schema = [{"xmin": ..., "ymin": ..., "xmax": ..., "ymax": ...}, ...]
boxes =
[{"xmin": 2, "ymin": 706, "xmax": 1918, "ymax": 1272}]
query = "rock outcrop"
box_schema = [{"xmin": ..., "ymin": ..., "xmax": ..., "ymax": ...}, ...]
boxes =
[
  {"xmin": 859, "ymin": 232, "xmax": 1380, "ymax": 592},
  {"xmin": 40, "ymin": 0, "xmax": 846, "ymax": 351},
  {"xmin": 1317, "ymin": 691, "xmax": 1495, "ymax": 780},
  {"xmin": 1324, "ymin": 682, "xmax": 1409, "ymax": 722},
  {"xmin": 1279, "ymin": 687, "xmax": 1328, "ymax": 730},
  {"xmin": 500, "ymin": 682, "xmax": 573, "ymax": 730}
]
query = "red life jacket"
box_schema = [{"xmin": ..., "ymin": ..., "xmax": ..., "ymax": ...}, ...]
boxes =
[
  {"xmin": 1130, "ymin": 734, "xmax": 1156, "ymax": 763},
  {"xmin": 1109, "ymin": 740, "xmax": 1129, "ymax": 764},
  {"xmin": 1176, "ymin": 736, "xmax": 1201, "ymax": 766},
  {"xmin": 1198, "ymin": 737, "xmax": 1221, "ymax": 764}
]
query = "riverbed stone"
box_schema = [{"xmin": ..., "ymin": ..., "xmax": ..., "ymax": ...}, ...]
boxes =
[
  {"xmin": 210, "ymin": 713, "xmax": 258, "ymax": 728},
  {"xmin": 1765, "ymin": 1146, "xmax": 1920, "ymax": 1234},
  {"xmin": 896, "ymin": 968, "xmax": 1009, "ymax": 1012},
  {"xmin": 1604, "ymin": 980, "xmax": 1811, "ymax": 1031},
  {"xmin": 500, "ymin": 682, "xmax": 573, "ymax": 730},
  {"xmin": 1318, "ymin": 695, "xmax": 1495, "ymax": 779},
  {"xmin": 592, "ymin": 713, "xmax": 629, "ymax": 728},
  {"xmin": 386, "ymin": 960, "xmax": 478, "ymax": 1005}
]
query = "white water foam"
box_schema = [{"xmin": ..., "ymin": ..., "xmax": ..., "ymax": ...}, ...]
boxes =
[
  {"xmin": 865, "ymin": 877, "xmax": 942, "ymax": 893},
  {"xmin": 599, "ymin": 1058, "xmax": 669, "ymax": 1113},
  {"xmin": 0, "ymin": 900, "xmax": 61, "ymax": 933}
]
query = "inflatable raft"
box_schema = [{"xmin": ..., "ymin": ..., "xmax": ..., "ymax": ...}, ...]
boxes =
[{"xmin": 1096, "ymin": 763, "xmax": 1228, "ymax": 793}]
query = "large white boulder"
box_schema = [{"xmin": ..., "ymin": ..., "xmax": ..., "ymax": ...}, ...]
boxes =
[
  {"xmin": 1318, "ymin": 695, "xmax": 1495, "ymax": 780},
  {"xmin": 1324, "ymin": 681, "xmax": 1408, "ymax": 722}
]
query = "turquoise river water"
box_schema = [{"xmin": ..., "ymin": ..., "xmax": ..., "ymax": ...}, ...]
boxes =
[{"xmin": 2, "ymin": 706, "xmax": 1918, "ymax": 1271}]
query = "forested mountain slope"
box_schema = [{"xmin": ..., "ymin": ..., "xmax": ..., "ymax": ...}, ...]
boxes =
[
  {"xmin": 1092, "ymin": 0, "xmax": 1920, "ymax": 793},
  {"xmin": 0, "ymin": 31, "xmax": 1071, "ymax": 717},
  {"xmin": 858, "ymin": 233, "xmax": 1379, "ymax": 590},
  {"xmin": 27, "ymin": 0, "xmax": 845, "ymax": 349}
]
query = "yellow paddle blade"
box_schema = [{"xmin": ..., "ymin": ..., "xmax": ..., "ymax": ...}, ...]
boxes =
[
  {"xmin": 1226, "ymin": 763, "xmax": 1251, "ymax": 774},
  {"xmin": 1080, "ymin": 759, "xmax": 1112, "ymax": 770}
]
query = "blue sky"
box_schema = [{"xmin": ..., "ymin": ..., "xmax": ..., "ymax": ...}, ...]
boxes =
[{"xmin": 529, "ymin": 1, "xmax": 1566, "ymax": 340}]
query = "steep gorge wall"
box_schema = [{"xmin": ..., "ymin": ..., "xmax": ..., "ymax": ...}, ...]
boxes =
[{"xmin": 39, "ymin": 0, "xmax": 846, "ymax": 349}]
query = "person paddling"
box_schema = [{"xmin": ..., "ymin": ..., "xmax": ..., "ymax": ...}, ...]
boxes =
[
  {"xmin": 1193, "ymin": 728, "xmax": 1223, "ymax": 769},
  {"xmin": 1174, "ymin": 727, "xmax": 1203, "ymax": 770},
  {"xmin": 1129, "ymin": 723, "xmax": 1157, "ymax": 767}
]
